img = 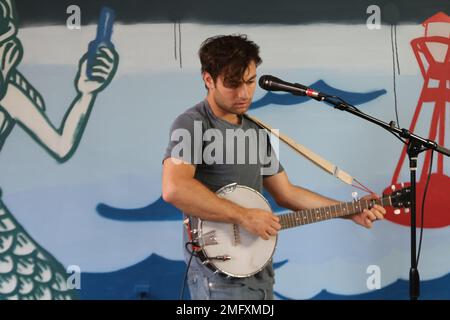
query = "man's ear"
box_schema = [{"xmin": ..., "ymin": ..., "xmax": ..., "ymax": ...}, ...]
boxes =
[{"xmin": 202, "ymin": 72, "xmax": 215, "ymax": 90}]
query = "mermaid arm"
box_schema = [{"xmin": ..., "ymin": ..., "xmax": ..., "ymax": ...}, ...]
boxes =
[{"xmin": 0, "ymin": 47, "xmax": 118, "ymax": 162}]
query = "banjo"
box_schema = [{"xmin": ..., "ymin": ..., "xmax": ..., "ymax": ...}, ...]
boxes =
[{"xmin": 189, "ymin": 183, "xmax": 411, "ymax": 278}]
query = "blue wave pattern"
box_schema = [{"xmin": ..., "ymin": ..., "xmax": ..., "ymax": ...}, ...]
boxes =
[
  {"xmin": 79, "ymin": 253, "xmax": 450, "ymax": 300},
  {"xmin": 250, "ymin": 80, "xmax": 386, "ymax": 110},
  {"xmin": 97, "ymin": 197, "xmax": 183, "ymax": 221},
  {"xmin": 79, "ymin": 254, "xmax": 288, "ymax": 299},
  {"xmin": 80, "ymin": 254, "xmax": 186, "ymax": 299},
  {"xmin": 97, "ymin": 191, "xmax": 284, "ymax": 221},
  {"xmin": 276, "ymin": 275, "xmax": 450, "ymax": 300}
]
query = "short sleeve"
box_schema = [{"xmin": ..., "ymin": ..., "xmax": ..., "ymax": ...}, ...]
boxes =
[{"xmin": 163, "ymin": 114, "xmax": 203, "ymax": 165}]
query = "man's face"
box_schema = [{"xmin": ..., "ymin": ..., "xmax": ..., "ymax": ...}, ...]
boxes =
[{"xmin": 206, "ymin": 61, "xmax": 257, "ymax": 115}]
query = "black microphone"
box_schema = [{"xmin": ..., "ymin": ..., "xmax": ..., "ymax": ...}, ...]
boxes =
[{"xmin": 258, "ymin": 75, "xmax": 326, "ymax": 100}]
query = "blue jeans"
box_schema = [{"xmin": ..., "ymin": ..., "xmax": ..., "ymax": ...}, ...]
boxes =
[{"xmin": 187, "ymin": 258, "xmax": 275, "ymax": 300}]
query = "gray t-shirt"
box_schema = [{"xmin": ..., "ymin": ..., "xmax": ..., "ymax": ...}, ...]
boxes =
[
  {"xmin": 163, "ymin": 99, "xmax": 283, "ymax": 193},
  {"xmin": 163, "ymin": 100, "xmax": 283, "ymax": 287}
]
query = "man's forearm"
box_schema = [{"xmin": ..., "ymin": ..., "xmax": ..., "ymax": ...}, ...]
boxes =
[{"xmin": 165, "ymin": 178, "xmax": 246, "ymax": 224}]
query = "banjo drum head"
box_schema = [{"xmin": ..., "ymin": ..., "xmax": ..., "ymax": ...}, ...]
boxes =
[{"xmin": 199, "ymin": 184, "xmax": 277, "ymax": 278}]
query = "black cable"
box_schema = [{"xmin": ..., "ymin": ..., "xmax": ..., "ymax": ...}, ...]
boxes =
[
  {"xmin": 394, "ymin": 25, "xmax": 401, "ymax": 75},
  {"xmin": 333, "ymin": 96, "xmax": 407, "ymax": 145},
  {"xmin": 173, "ymin": 22, "xmax": 177, "ymax": 60},
  {"xmin": 334, "ymin": 96, "xmax": 363, "ymax": 113},
  {"xmin": 417, "ymin": 150, "xmax": 434, "ymax": 266},
  {"xmin": 386, "ymin": 129, "xmax": 408, "ymax": 145},
  {"xmin": 179, "ymin": 241, "xmax": 196, "ymax": 300},
  {"xmin": 178, "ymin": 21, "xmax": 182, "ymax": 69},
  {"xmin": 390, "ymin": 24, "xmax": 400, "ymax": 128}
]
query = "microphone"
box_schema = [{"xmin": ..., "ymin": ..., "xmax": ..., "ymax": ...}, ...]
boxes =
[{"xmin": 258, "ymin": 75, "xmax": 327, "ymax": 100}]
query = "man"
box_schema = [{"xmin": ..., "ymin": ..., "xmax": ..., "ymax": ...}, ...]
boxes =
[{"xmin": 162, "ymin": 34, "xmax": 386, "ymax": 300}]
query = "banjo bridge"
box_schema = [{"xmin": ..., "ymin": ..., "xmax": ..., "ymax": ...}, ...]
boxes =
[{"xmin": 233, "ymin": 224, "xmax": 241, "ymax": 246}]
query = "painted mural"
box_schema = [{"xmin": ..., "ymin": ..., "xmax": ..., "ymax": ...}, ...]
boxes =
[
  {"xmin": 0, "ymin": 0, "xmax": 449, "ymax": 300},
  {"xmin": 0, "ymin": 0, "xmax": 118, "ymax": 299}
]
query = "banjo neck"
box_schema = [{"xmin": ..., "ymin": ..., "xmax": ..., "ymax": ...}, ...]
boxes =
[
  {"xmin": 196, "ymin": 184, "xmax": 410, "ymax": 278},
  {"xmin": 278, "ymin": 196, "xmax": 392, "ymax": 230}
]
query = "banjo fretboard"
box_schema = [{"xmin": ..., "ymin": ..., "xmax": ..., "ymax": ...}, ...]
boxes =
[{"xmin": 278, "ymin": 196, "xmax": 392, "ymax": 230}]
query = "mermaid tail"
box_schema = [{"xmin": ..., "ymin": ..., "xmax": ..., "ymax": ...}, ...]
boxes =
[{"xmin": 0, "ymin": 196, "xmax": 77, "ymax": 300}]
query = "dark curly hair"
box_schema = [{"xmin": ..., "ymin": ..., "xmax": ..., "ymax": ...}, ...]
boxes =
[{"xmin": 199, "ymin": 34, "xmax": 262, "ymax": 89}]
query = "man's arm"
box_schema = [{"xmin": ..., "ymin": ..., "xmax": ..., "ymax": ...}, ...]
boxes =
[
  {"xmin": 2, "ymin": 48, "xmax": 118, "ymax": 162},
  {"xmin": 162, "ymin": 158, "xmax": 281, "ymax": 239},
  {"xmin": 263, "ymin": 171, "xmax": 386, "ymax": 228}
]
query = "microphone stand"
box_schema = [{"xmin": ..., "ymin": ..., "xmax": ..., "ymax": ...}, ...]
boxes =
[{"xmin": 314, "ymin": 93, "xmax": 450, "ymax": 300}]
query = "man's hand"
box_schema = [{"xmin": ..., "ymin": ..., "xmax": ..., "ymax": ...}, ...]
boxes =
[
  {"xmin": 76, "ymin": 47, "xmax": 119, "ymax": 95},
  {"xmin": 239, "ymin": 208, "xmax": 281, "ymax": 240},
  {"xmin": 350, "ymin": 193, "xmax": 386, "ymax": 228}
]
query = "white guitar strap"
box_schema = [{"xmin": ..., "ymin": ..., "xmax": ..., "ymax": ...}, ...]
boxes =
[
  {"xmin": 183, "ymin": 113, "xmax": 372, "ymax": 254},
  {"xmin": 244, "ymin": 113, "xmax": 359, "ymax": 187}
]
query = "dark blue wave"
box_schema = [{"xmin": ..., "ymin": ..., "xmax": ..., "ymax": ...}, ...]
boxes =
[
  {"xmin": 97, "ymin": 197, "xmax": 183, "ymax": 221},
  {"xmin": 273, "ymin": 259, "xmax": 289, "ymax": 270},
  {"xmin": 275, "ymin": 274, "xmax": 450, "ymax": 300},
  {"xmin": 79, "ymin": 253, "xmax": 450, "ymax": 300},
  {"xmin": 97, "ymin": 191, "xmax": 284, "ymax": 221},
  {"xmin": 79, "ymin": 253, "xmax": 288, "ymax": 300},
  {"xmin": 251, "ymin": 80, "xmax": 386, "ymax": 110},
  {"xmin": 80, "ymin": 253, "xmax": 187, "ymax": 299}
]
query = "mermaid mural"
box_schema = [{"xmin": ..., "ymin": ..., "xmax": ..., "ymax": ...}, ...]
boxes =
[{"xmin": 0, "ymin": 0, "xmax": 118, "ymax": 299}]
